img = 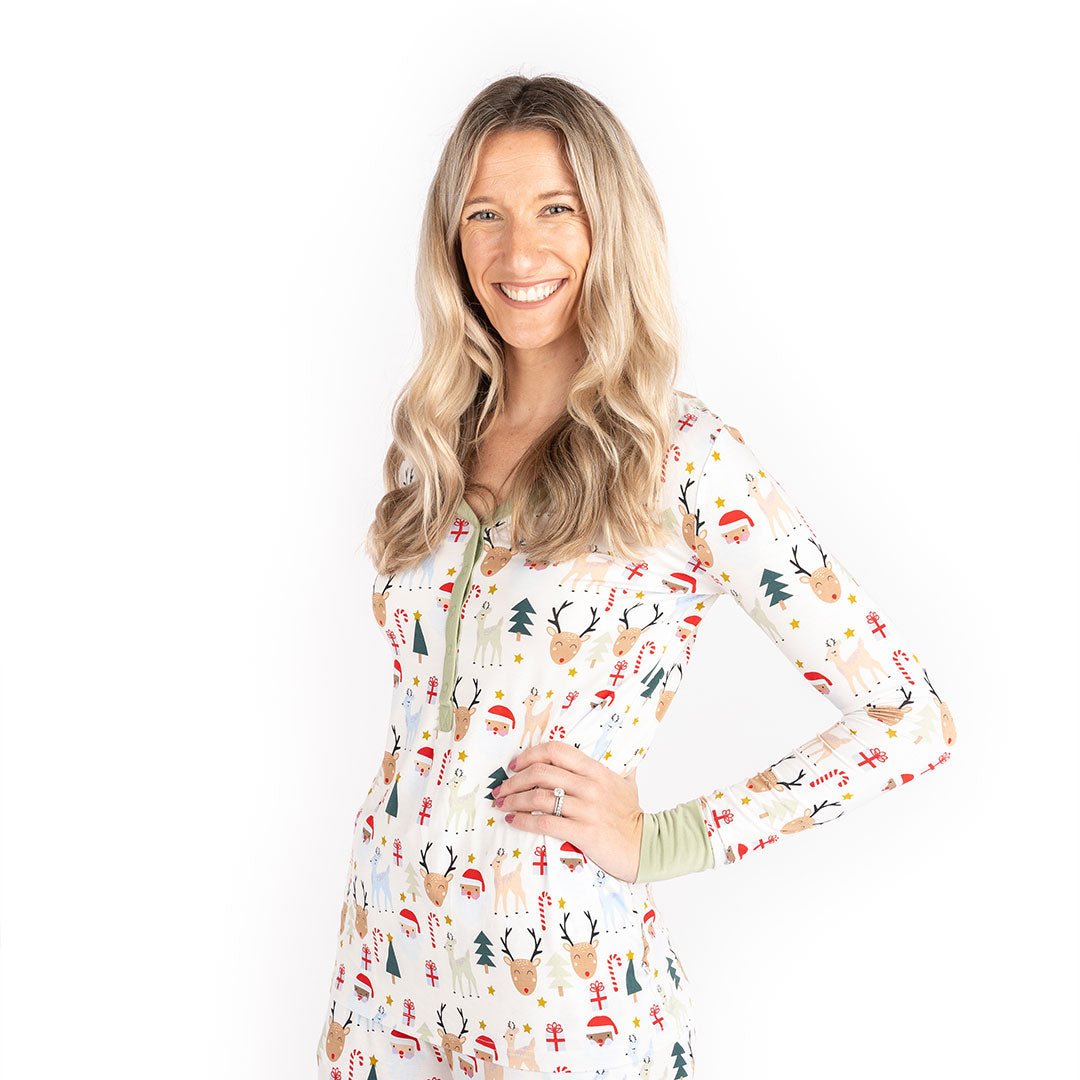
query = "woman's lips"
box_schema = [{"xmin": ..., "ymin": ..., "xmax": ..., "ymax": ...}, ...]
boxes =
[{"xmin": 493, "ymin": 278, "xmax": 567, "ymax": 309}]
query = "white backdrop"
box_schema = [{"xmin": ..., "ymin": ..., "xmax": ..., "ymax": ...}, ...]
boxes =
[{"xmin": 2, "ymin": 2, "xmax": 1077, "ymax": 1078}]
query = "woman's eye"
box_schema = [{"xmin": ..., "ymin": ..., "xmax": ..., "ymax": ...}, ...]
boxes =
[{"xmin": 465, "ymin": 205, "xmax": 574, "ymax": 222}]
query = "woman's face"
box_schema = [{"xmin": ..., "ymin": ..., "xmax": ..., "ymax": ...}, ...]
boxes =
[{"xmin": 458, "ymin": 128, "xmax": 591, "ymax": 352}]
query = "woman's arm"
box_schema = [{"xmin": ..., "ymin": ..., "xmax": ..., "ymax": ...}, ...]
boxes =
[{"xmin": 634, "ymin": 409, "xmax": 957, "ymax": 882}]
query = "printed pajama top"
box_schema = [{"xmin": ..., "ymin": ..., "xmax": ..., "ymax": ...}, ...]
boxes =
[{"xmin": 315, "ymin": 388, "xmax": 958, "ymax": 1078}]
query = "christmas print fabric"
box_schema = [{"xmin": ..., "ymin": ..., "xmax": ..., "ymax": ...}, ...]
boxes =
[{"xmin": 315, "ymin": 389, "xmax": 954, "ymax": 1079}]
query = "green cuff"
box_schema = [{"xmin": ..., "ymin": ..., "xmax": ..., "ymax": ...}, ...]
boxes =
[{"xmin": 633, "ymin": 797, "xmax": 716, "ymax": 883}]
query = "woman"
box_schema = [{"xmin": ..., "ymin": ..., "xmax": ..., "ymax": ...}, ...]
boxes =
[{"xmin": 316, "ymin": 75, "xmax": 957, "ymax": 1079}]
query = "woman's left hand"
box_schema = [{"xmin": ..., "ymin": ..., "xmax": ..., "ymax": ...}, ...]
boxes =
[{"xmin": 493, "ymin": 741, "xmax": 644, "ymax": 883}]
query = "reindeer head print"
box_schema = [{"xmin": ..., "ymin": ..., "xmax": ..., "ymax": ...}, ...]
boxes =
[
  {"xmin": 324, "ymin": 1001, "xmax": 353, "ymax": 1062},
  {"xmin": 479, "ymin": 524, "xmax": 519, "ymax": 577},
  {"xmin": 612, "ymin": 602, "xmax": 662, "ymax": 657},
  {"xmin": 546, "ymin": 600, "xmax": 600, "ymax": 665},
  {"xmin": 371, "ymin": 575, "xmax": 393, "ymax": 628},
  {"xmin": 381, "ymin": 725, "xmax": 402, "ymax": 786},
  {"xmin": 419, "ymin": 841, "xmax": 458, "ymax": 906},
  {"xmin": 352, "ymin": 879, "xmax": 368, "ymax": 939},
  {"xmin": 436, "ymin": 1002, "xmax": 470, "ymax": 1058},
  {"xmin": 451, "ymin": 676, "xmax": 481, "ymax": 742},
  {"xmin": 790, "ymin": 538, "xmax": 841, "ymax": 603},
  {"xmin": 679, "ymin": 478, "xmax": 716, "ymax": 570},
  {"xmin": 560, "ymin": 910, "xmax": 600, "ymax": 979},
  {"xmin": 501, "ymin": 925, "xmax": 543, "ymax": 995}
]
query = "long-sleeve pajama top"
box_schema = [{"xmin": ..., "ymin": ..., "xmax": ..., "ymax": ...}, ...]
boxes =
[{"xmin": 315, "ymin": 389, "xmax": 957, "ymax": 1078}]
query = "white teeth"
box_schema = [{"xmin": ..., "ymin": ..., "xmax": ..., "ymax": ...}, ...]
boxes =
[{"xmin": 498, "ymin": 280, "xmax": 562, "ymax": 302}]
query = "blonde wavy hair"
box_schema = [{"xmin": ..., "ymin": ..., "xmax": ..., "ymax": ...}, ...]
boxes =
[{"xmin": 365, "ymin": 73, "xmax": 691, "ymax": 576}]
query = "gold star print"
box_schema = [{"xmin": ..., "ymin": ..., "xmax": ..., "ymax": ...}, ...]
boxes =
[
  {"xmin": 387, "ymin": 933, "xmax": 393, "ymax": 940},
  {"xmin": 794, "ymin": 659, "xmax": 804, "ymax": 669},
  {"xmin": 685, "ymin": 460, "xmax": 696, "ymax": 478},
  {"xmin": 558, "ymin": 896, "xmax": 567, "ymax": 908},
  {"xmin": 842, "ymin": 791, "xmax": 854, "ymax": 800},
  {"xmin": 444, "ymin": 914, "xmax": 452, "ymax": 924},
  {"xmin": 495, "ymin": 689, "xmax": 504, "ymax": 699},
  {"xmin": 633, "ymin": 1016, "xmax": 641, "ymax": 1027},
  {"xmin": 546, "ymin": 689, "xmax": 554, "ymax": 699},
  {"xmin": 512, "ymin": 848, "xmax": 521, "ymax": 858},
  {"xmin": 447, "ymin": 567, "xmax": 458, "ymax": 577},
  {"xmin": 886, "ymin": 728, "xmax": 899, "ymax": 738},
  {"xmin": 381, "ymin": 836, "xmax": 387, "ymax": 845},
  {"xmin": 458, "ymin": 749, "xmax": 468, "ymax": 761},
  {"xmin": 847, "ymin": 593, "xmax": 857, "ymax": 604},
  {"xmin": 537, "ymin": 997, "xmax": 547, "ymax": 1007},
  {"xmin": 400, "ymin": 891, "xmax": 406, "ymax": 901},
  {"xmin": 626, "ymin": 950, "xmax": 634, "ymax": 960},
  {"xmin": 487, "ymin": 986, "xmax": 496, "ymax": 995},
  {"xmin": 740, "ymin": 796, "xmax": 751, "ymax": 806},
  {"xmin": 522, "ymin": 1024, "xmax": 532, "ymax": 1034},
  {"xmin": 718, "ymin": 568, "xmax": 731, "ymax": 582},
  {"xmin": 789, "ymin": 618, "xmax": 800, "ymax": 630},
  {"xmin": 603, "ymin": 750, "xmax": 612, "ymax": 760},
  {"xmin": 514, "ymin": 654, "xmax": 523, "ymax": 663},
  {"xmin": 695, "ymin": 599, "xmax": 706, "ymax": 610},
  {"xmin": 568, "ymin": 667, "xmax": 577, "ymax": 678},
  {"xmin": 413, "ymin": 610, "xmax": 422, "ymax": 621},
  {"xmin": 385, "ymin": 994, "xmax": 392, "ymax": 1005},
  {"xmin": 423, "ymin": 730, "xmax": 431, "ymax": 740},
  {"xmin": 487, "ymin": 583, "xmax": 498, "ymax": 594},
  {"xmin": 844, "ymin": 627, "xmax": 855, "ymax": 638},
  {"xmin": 370, "ymin": 1056, "xmax": 378, "ymax": 1067},
  {"xmin": 468, "ymin": 853, "xmax": 475, "ymax": 863},
  {"xmin": 487, "ymin": 817, "xmax": 495, "ymax": 826},
  {"xmin": 413, "ymin": 675, "xmax": 420, "ymax": 686}
]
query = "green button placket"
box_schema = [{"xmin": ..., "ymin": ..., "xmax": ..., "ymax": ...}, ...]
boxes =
[{"xmin": 437, "ymin": 496, "xmax": 514, "ymax": 732}]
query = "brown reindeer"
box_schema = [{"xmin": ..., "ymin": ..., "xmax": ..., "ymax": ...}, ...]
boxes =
[
  {"xmin": 654, "ymin": 663, "xmax": 682, "ymax": 722},
  {"xmin": 419, "ymin": 841, "xmax": 458, "ymax": 907},
  {"xmin": 501, "ymin": 926, "xmax": 543, "ymax": 995},
  {"xmin": 560, "ymin": 910, "xmax": 600, "ymax": 979},
  {"xmin": 612, "ymin": 602, "xmax": 662, "ymax": 657},
  {"xmin": 922, "ymin": 669, "xmax": 957, "ymax": 746},
  {"xmin": 745, "ymin": 752, "xmax": 807, "ymax": 796},
  {"xmin": 789, "ymin": 538, "xmax": 842, "ymax": 604},
  {"xmin": 503, "ymin": 1020, "xmax": 539, "ymax": 1070},
  {"xmin": 679, "ymin": 478, "xmax": 716, "ymax": 572},
  {"xmin": 380, "ymin": 725, "xmax": 402, "ymax": 786},
  {"xmin": 351, "ymin": 879, "xmax": 369, "ymax": 941},
  {"xmin": 324, "ymin": 1001, "xmax": 353, "ymax": 1063},
  {"xmin": 490, "ymin": 847, "xmax": 529, "ymax": 914},
  {"xmin": 436, "ymin": 1002, "xmax": 470, "ymax": 1060},
  {"xmin": 371, "ymin": 575, "xmax": 393, "ymax": 627},
  {"xmin": 779, "ymin": 798, "xmax": 845, "ymax": 834},
  {"xmin": 451, "ymin": 676, "xmax": 482, "ymax": 742},
  {"xmin": 824, "ymin": 635, "xmax": 888, "ymax": 697},
  {"xmin": 479, "ymin": 523, "xmax": 519, "ymax": 577},
  {"xmin": 546, "ymin": 600, "xmax": 600, "ymax": 665},
  {"xmin": 745, "ymin": 468, "xmax": 797, "ymax": 539}
]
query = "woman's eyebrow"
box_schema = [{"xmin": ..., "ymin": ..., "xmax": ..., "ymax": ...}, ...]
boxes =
[{"xmin": 463, "ymin": 189, "xmax": 580, "ymax": 208}]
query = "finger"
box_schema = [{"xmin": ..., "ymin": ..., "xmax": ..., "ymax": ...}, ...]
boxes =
[
  {"xmin": 510, "ymin": 740, "xmax": 605, "ymax": 782},
  {"xmin": 497, "ymin": 761, "xmax": 590, "ymax": 801},
  {"xmin": 504, "ymin": 807, "xmax": 583, "ymax": 844},
  {"xmin": 501, "ymin": 788, "xmax": 589, "ymax": 820}
]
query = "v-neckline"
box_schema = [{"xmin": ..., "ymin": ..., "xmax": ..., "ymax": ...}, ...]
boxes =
[{"xmin": 457, "ymin": 494, "xmax": 514, "ymax": 528}]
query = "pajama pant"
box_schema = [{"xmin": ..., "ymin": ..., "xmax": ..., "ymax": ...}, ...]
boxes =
[{"xmin": 318, "ymin": 1021, "xmax": 692, "ymax": 1079}]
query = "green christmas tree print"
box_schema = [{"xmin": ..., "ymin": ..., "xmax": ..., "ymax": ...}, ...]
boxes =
[
  {"xmin": 385, "ymin": 937, "xmax": 400, "ymax": 982},
  {"xmin": 666, "ymin": 954, "xmax": 680, "ymax": 989},
  {"xmin": 404, "ymin": 861, "xmax": 422, "ymax": 901},
  {"xmin": 412, "ymin": 618, "xmax": 428, "ymax": 661},
  {"xmin": 508, "ymin": 597, "xmax": 536, "ymax": 641},
  {"xmin": 386, "ymin": 777, "xmax": 399, "ymax": 818},
  {"xmin": 624, "ymin": 956, "xmax": 642, "ymax": 999},
  {"xmin": 671, "ymin": 1040, "xmax": 689, "ymax": 1079},
  {"xmin": 474, "ymin": 930, "xmax": 496, "ymax": 973},
  {"xmin": 759, "ymin": 567, "xmax": 793, "ymax": 610}
]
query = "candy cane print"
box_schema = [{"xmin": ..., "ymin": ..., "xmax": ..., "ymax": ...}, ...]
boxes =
[
  {"xmin": 661, "ymin": 441, "xmax": 680, "ymax": 483},
  {"xmin": 372, "ymin": 928, "xmax": 383, "ymax": 963},
  {"xmin": 429, "ymin": 911, "xmax": 439, "ymax": 949},
  {"xmin": 892, "ymin": 649, "xmax": 916, "ymax": 685},
  {"xmin": 809, "ymin": 767, "xmax": 849, "ymax": 789},
  {"xmin": 393, "ymin": 608, "xmax": 409, "ymax": 652},
  {"xmin": 538, "ymin": 890, "xmax": 552, "ymax": 931},
  {"xmin": 437, "ymin": 748, "xmax": 451, "ymax": 786},
  {"xmin": 633, "ymin": 640, "xmax": 656, "ymax": 674},
  {"xmin": 608, "ymin": 952, "xmax": 623, "ymax": 990},
  {"xmin": 459, "ymin": 582, "xmax": 482, "ymax": 620},
  {"xmin": 548, "ymin": 724, "xmax": 566, "ymax": 741}
]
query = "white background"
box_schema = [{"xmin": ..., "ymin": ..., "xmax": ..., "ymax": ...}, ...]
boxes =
[{"xmin": 2, "ymin": 2, "xmax": 1077, "ymax": 1077}]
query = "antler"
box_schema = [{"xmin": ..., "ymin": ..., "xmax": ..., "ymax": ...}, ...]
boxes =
[
  {"xmin": 548, "ymin": 599, "xmax": 571, "ymax": 632},
  {"xmin": 579, "ymin": 606, "xmax": 600, "ymax": 637},
  {"xmin": 390, "ymin": 725, "xmax": 401, "ymax": 755},
  {"xmin": 528, "ymin": 926, "xmax": 542, "ymax": 962},
  {"xmin": 444, "ymin": 845, "xmax": 458, "ymax": 875},
  {"xmin": 618, "ymin": 603, "xmax": 642, "ymax": 630},
  {"xmin": 789, "ymin": 544, "xmax": 813, "ymax": 578},
  {"xmin": 559, "ymin": 911, "xmax": 574, "ymax": 947},
  {"xmin": 678, "ymin": 478, "xmax": 693, "ymax": 514},
  {"xmin": 584, "ymin": 909, "xmax": 599, "ymax": 944},
  {"xmin": 418, "ymin": 841, "xmax": 431, "ymax": 874},
  {"xmin": 457, "ymin": 1006, "xmax": 468, "ymax": 1038},
  {"xmin": 469, "ymin": 677, "xmax": 481, "ymax": 709},
  {"xmin": 501, "ymin": 926, "xmax": 515, "ymax": 960},
  {"xmin": 436, "ymin": 1002, "xmax": 447, "ymax": 1034},
  {"xmin": 640, "ymin": 603, "xmax": 663, "ymax": 631}
]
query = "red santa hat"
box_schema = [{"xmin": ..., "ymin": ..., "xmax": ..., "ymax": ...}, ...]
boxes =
[
  {"xmin": 487, "ymin": 704, "xmax": 515, "ymax": 729},
  {"xmin": 474, "ymin": 1034, "xmax": 498, "ymax": 1060},
  {"xmin": 586, "ymin": 1014, "xmax": 618, "ymax": 1041},
  {"xmin": 417, "ymin": 745, "xmax": 434, "ymax": 764},
  {"xmin": 462, "ymin": 867, "xmax": 485, "ymax": 892},
  {"xmin": 362, "ymin": 815, "xmax": 375, "ymax": 841},
  {"xmin": 399, "ymin": 908, "xmax": 420, "ymax": 934},
  {"xmin": 390, "ymin": 1029, "xmax": 420, "ymax": 1053},
  {"xmin": 717, "ymin": 508, "xmax": 754, "ymax": 537},
  {"xmin": 803, "ymin": 671, "xmax": 833, "ymax": 695},
  {"xmin": 353, "ymin": 971, "xmax": 373, "ymax": 1000}
]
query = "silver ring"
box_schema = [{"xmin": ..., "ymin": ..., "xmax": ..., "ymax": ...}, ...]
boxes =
[{"xmin": 552, "ymin": 787, "xmax": 565, "ymax": 817}]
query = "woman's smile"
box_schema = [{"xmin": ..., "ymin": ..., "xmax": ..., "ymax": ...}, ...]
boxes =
[{"xmin": 494, "ymin": 277, "xmax": 568, "ymax": 307}]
